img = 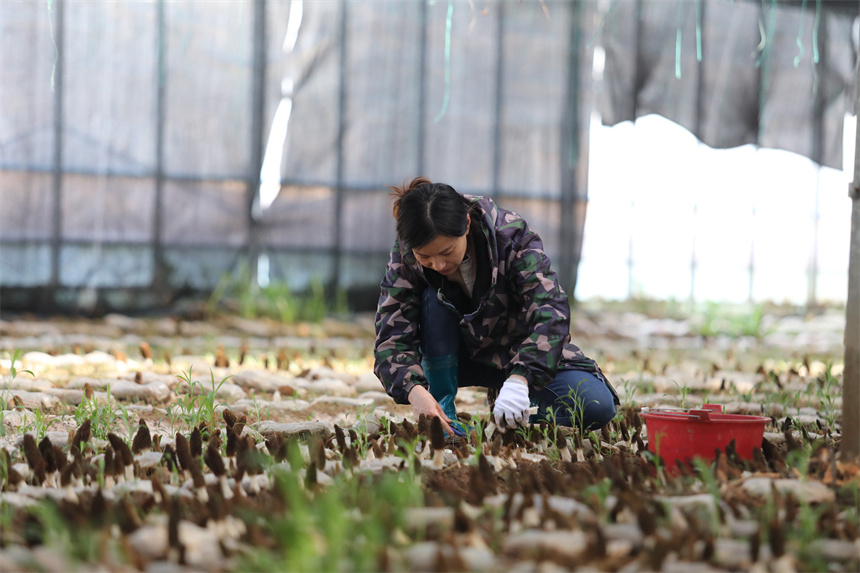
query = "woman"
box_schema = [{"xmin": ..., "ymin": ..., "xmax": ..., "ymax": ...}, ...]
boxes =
[{"xmin": 374, "ymin": 178, "xmax": 618, "ymax": 436}]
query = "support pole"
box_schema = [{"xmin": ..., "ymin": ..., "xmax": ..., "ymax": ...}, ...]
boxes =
[
  {"xmin": 416, "ymin": 0, "xmax": 427, "ymax": 176},
  {"xmin": 842, "ymin": 62, "xmax": 860, "ymax": 461},
  {"xmin": 490, "ymin": 3, "xmax": 504, "ymax": 194},
  {"xmin": 50, "ymin": 0, "xmax": 65, "ymax": 289},
  {"xmin": 558, "ymin": 0, "xmax": 593, "ymax": 299},
  {"xmin": 248, "ymin": 0, "xmax": 267, "ymax": 288},
  {"xmin": 153, "ymin": 0, "xmax": 167, "ymax": 290},
  {"xmin": 332, "ymin": 0, "xmax": 348, "ymax": 291},
  {"xmin": 690, "ymin": 0, "xmax": 707, "ymax": 304},
  {"xmin": 807, "ymin": 15, "xmax": 827, "ymax": 310}
]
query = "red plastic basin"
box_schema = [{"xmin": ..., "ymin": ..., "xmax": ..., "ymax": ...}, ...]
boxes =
[{"xmin": 641, "ymin": 404, "xmax": 769, "ymax": 468}]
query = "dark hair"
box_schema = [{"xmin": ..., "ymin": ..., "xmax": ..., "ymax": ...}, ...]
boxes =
[{"xmin": 389, "ymin": 177, "xmax": 471, "ymax": 250}]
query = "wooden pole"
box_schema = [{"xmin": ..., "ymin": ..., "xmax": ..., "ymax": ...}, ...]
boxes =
[{"xmin": 842, "ymin": 64, "xmax": 860, "ymax": 460}]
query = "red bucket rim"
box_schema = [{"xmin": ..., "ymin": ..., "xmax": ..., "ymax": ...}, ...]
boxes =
[{"xmin": 640, "ymin": 404, "xmax": 770, "ymax": 425}]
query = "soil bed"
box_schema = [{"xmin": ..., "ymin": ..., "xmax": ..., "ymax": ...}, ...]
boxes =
[{"xmin": 0, "ymin": 306, "xmax": 856, "ymax": 572}]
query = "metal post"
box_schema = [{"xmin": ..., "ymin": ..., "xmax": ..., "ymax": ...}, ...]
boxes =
[
  {"xmin": 248, "ymin": 0, "xmax": 267, "ymax": 287},
  {"xmin": 750, "ymin": 2, "xmax": 776, "ymax": 303},
  {"xmin": 627, "ymin": 0, "xmax": 643, "ymax": 299},
  {"xmin": 490, "ymin": 3, "xmax": 504, "ymax": 194},
  {"xmin": 809, "ymin": 174, "xmax": 822, "ymax": 308},
  {"xmin": 50, "ymin": 0, "xmax": 65, "ymax": 289},
  {"xmin": 332, "ymin": 0, "xmax": 348, "ymax": 290},
  {"xmin": 417, "ymin": 0, "xmax": 428, "ymax": 176},
  {"xmin": 807, "ymin": 14, "xmax": 827, "ymax": 310},
  {"xmin": 690, "ymin": 0, "xmax": 707, "ymax": 304},
  {"xmin": 558, "ymin": 0, "xmax": 592, "ymax": 298},
  {"xmin": 153, "ymin": 0, "xmax": 167, "ymax": 289},
  {"xmin": 632, "ymin": 0, "xmax": 643, "ymax": 119},
  {"xmin": 842, "ymin": 61, "xmax": 860, "ymax": 461},
  {"xmin": 749, "ymin": 187, "xmax": 756, "ymax": 302}
]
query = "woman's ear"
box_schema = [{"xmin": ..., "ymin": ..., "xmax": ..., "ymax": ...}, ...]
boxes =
[{"xmin": 466, "ymin": 213, "xmax": 471, "ymax": 228}]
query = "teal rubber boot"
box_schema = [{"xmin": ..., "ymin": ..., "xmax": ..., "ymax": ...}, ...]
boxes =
[{"xmin": 422, "ymin": 354, "xmax": 467, "ymax": 436}]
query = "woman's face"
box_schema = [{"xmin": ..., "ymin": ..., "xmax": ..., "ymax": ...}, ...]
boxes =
[{"xmin": 412, "ymin": 215, "xmax": 470, "ymax": 276}]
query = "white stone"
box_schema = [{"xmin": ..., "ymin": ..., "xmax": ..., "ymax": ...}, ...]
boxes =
[
  {"xmin": 722, "ymin": 401, "xmax": 770, "ymax": 416},
  {"xmin": 0, "ymin": 492, "xmax": 38, "ymax": 508},
  {"xmin": 311, "ymin": 395, "xmax": 375, "ymax": 408},
  {"xmin": 128, "ymin": 520, "xmax": 167, "ymax": 560},
  {"xmin": 541, "ymin": 495, "xmax": 595, "ymax": 520},
  {"xmin": 135, "ymin": 451, "xmax": 164, "ymax": 470},
  {"xmin": 0, "ymin": 377, "xmax": 53, "ymax": 393},
  {"xmin": 0, "ymin": 389, "xmax": 58, "ymax": 410},
  {"xmin": 356, "ymin": 391, "xmax": 394, "ymax": 405},
  {"xmin": 67, "ymin": 377, "xmax": 112, "ymax": 390},
  {"xmin": 254, "ymin": 420, "xmax": 332, "ymax": 441},
  {"xmin": 178, "ymin": 379, "xmax": 247, "ymax": 402},
  {"xmin": 170, "ymin": 355, "xmax": 214, "ymax": 373},
  {"xmin": 44, "ymin": 388, "xmax": 85, "ymax": 405},
  {"xmin": 232, "ymin": 398, "xmax": 311, "ymax": 414},
  {"xmin": 602, "ymin": 522, "xmax": 644, "ymax": 546},
  {"xmin": 48, "ymin": 354, "xmax": 87, "ymax": 368},
  {"xmin": 113, "ymin": 479, "xmax": 155, "ymax": 497},
  {"xmin": 20, "ymin": 547, "xmax": 70, "ymax": 573},
  {"xmin": 214, "ymin": 382, "xmax": 247, "ymax": 402},
  {"xmin": 306, "ymin": 366, "xmax": 357, "ymax": 384},
  {"xmin": 226, "ymin": 316, "xmax": 276, "ymax": 337},
  {"xmin": 503, "ymin": 529, "xmax": 588, "ymax": 560},
  {"xmin": 403, "ymin": 506, "xmax": 455, "ymax": 530},
  {"xmin": 289, "ymin": 377, "xmax": 311, "ymax": 389},
  {"xmin": 123, "ymin": 371, "xmax": 177, "ymax": 387},
  {"xmin": 20, "ymin": 352, "xmax": 58, "ymax": 366},
  {"xmin": 763, "ymin": 432, "xmax": 785, "ymax": 445},
  {"xmin": 13, "ymin": 431, "xmax": 69, "ymax": 449},
  {"xmin": 354, "ymin": 371, "xmax": 382, "ymax": 393},
  {"xmin": 108, "ymin": 380, "xmax": 171, "ymax": 402},
  {"xmin": 175, "ymin": 321, "xmax": 221, "ymax": 337},
  {"xmin": 807, "ymin": 538, "xmax": 860, "ymax": 563},
  {"xmin": 231, "ymin": 369, "xmax": 290, "ymax": 393},
  {"xmin": 657, "ymin": 493, "xmax": 718, "ymax": 511},
  {"xmin": 357, "ymin": 456, "xmax": 408, "ymax": 473},
  {"xmin": 455, "ymin": 388, "xmax": 483, "ymax": 406},
  {"xmin": 741, "ymin": 477, "xmax": 836, "ymax": 503},
  {"xmin": 83, "ymin": 350, "xmax": 116, "ymax": 364},
  {"xmin": 103, "ymin": 313, "xmax": 147, "ymax": 330},
  {"xmin": 303, "ymin": 377, "xmax": 356, "ymax": 397},
  {"xmin": 0, "ymin": 409, "xmax": 37, "ymax": 427},
  {"xmin": 788, "ymin": 414, "xmax": 825, "ymax": 426},
  {"xmin": 707, "ymin": 371, "xmax": 762, "ymax": 393}
]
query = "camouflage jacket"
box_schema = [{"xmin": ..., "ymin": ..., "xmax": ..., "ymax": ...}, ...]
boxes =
[{"xmin": 374, "ymin": 195, "xmax": 602, "ymax": 405}]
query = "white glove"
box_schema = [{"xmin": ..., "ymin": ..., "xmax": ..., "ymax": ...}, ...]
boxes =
[{"xmin": 493, "ymin": 377, "xmax": 531, "ymax": 430}]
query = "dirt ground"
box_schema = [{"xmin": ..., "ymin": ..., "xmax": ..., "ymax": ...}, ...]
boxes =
[{"xmin": 0, "ymin": 303, "xmax": 856, "ymax": 572}]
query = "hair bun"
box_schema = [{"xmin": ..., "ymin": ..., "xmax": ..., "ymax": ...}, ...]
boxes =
[{"xmin": 389, "ymin": 177, "xmax": 432, "ymax": 219}]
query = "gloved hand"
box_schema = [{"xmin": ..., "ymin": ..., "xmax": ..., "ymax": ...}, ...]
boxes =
[{"xmin": 493, "ymin": 377, "xmax": 531, "ymax": 430}]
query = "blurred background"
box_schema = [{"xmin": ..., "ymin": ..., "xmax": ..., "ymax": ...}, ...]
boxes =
[{"xmin": 1, "ymin": 0, "xmax": 858, "ymax": 315}]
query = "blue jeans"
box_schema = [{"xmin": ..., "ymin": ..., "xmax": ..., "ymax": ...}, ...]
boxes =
[{"xmin": 420, "ymin": 288, "xmax": 616, "ymax": 431}]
